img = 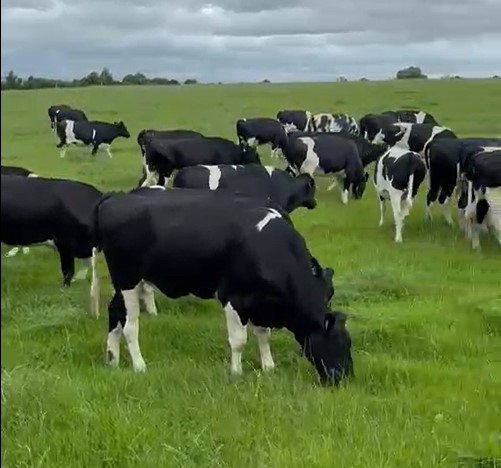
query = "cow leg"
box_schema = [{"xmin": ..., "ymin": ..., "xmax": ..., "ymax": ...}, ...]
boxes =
[
  {"xmin": 122, "ymin": 285, "xmax": 147, "ymax": 372},
  {"xmin": 340, "ymin": 178, "xmax": 349, "ymax": 204},
  {"xmin": 139, "ymin": 281, "xmax": 158, "ymax": 316},
  {"xmin": 249, "ymin": 323, "xmax": 275, "ymax": 371},
  {"xmin": 425, "ymin": 186, "xmax": 439, "ymax": 221},
  {"xmin": 107, "ymin": 291, "xmax": 126, "ymax": 367},
  {"xmin": 378, "ymin": 195, "xmax": 386, "ymax": 227},
  {"xmin": 22, "ymin": 247, "xmax": 30, "ymax": 254},
  {"xmin": 59, "ymin": 145, "xmax": 68, "ymax": 158},
  {"xmin": 55, "ymin": 243, "xmax": 76, "ymax": 286},
  {"xmin": 140, "ymin": 167, "xmax": 158, "ymax": 187},
  {"xmin": 438, "ymin": 191, "xmax": 454, "ymax": 226},
  {"xmin": 224, "ymin": 302, "xmax": 248, "ymax": 375},
  {"xmin": 4, "ymin": 247, "xmax": 20, "ymax": 258},
  {"xmin": 103, "ymin": 144, "xmax": 113, "ymax": 158},
  {"xmin": 91, "ymin": 143, "xmax": 100, "ymax": 156},
  {"xmin": 390, "ymin": 193, "xmax": 404, "ymax": 243}
]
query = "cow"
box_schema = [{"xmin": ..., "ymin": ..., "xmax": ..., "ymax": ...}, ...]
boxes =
[
  {"xmin": 310, "ymin": 113, "xmax": 359, "ymax": 135},
  {"xmin": 1, "ymin": 175, "xmax": 103, "ymax": 288},
  {"xmin": 284, "ymin": 134, "xmax": 369, "ymax": 204},
  {"xmin": 424, "ymin": 138, "xmax": 501, "ymax": 226},
  {"xmin": 137, "ymin": 129, "xmax": 205, "ymax": 158},
  {"xmin": 56, "ymin": 120, "xmax": 130, "ymax": 158},
  {"xmin": 374, "ymin": 147, "xmax": 427, "ymax": 242},
  {"xmin": 90, "ymin": 186, "xmax": 353, "ymax": 386},
  {"xmin": 236, "ymin": 118, "xmax": 288, "ymax": 159},
  {"xmin": 372, "ymin": 122, "xmax": 457, "ymax": 157},
  {"xmin": 52, "ymin": 107, "xmax": 88, "ymax": 133},
  {"xmin": 1, "ymin": 165, "xmax": 40, "ymax": 258},
  {"xmin": 172, "ymin": 164, "xmax": 317, "ymax": 213},
  {"xmin": 276, "ymin": 110, "xmax": 312, "ymax": 133},
  {"xmin": 359, "ymin": 110, "xmax": 438, "ymax": 142},
  {"xmin": 140, "ymin": 136, "xmax": 261, "ymax": 187},
  {"xmin": 48, "ymin": 104, "xmax": 72, "ymax": 130},
  {"xmin": 460, "ymin": 149, "xmax": 501, "ymax": 249}
]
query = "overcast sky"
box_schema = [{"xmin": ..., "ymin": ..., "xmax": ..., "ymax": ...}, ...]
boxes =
[{"xmin": 1, "ymin": 0, "xmax": 500, "ymax": 82}]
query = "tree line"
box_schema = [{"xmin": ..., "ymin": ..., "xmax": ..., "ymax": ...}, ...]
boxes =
[{"xmin": 1, "ymin": 68, "xmax": 198, "ymax": 90}]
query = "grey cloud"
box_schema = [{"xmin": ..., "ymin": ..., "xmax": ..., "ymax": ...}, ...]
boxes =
[{"xmin": 1, "ymin": 0, "xmax": 500, "ymax": 82}]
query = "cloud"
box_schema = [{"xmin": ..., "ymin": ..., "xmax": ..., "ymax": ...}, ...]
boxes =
[{"xmin": 1, "ymin": 0, "xmax": 500, "ymax": 82}]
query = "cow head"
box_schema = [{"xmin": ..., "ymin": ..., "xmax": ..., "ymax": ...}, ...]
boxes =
[
  {"xmin": 114, "ymin": 121, "xmax": 131, "ymax": 138},
  {"xmin": 352, "ymin": 172, "xmax": 369, "ymax": 199},
  {"xmin": 359, "ymin": 114, "xmax": 382, "ymax": 141},
  {"xmin": 286, "ymin": 173, "xmax": 317, "ymax": 211},
  {"xmin": 304, "ymin": 310, "xmax": 353, "ymax": 386},
  {"xmin": 241, "ymin": 145, "xmax": 261, "ymax": 164}
]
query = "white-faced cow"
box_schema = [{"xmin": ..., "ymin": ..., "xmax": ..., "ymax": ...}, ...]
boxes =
[
  {"xmin": 276, "ymin": 110, "xmax": 312, "ymax": 133},
  {"xmin": 311, "ymin": 113, "xmax": 359, "ymax": 135},
  {"xmin": 284, "ymin": 133, "xmax": 369, "ymax": 204},
  {"xmin": 373, "ymin": 122, "xmax": 457, "ymax": 157},
  {"xmin": 172, "ymin": 163, "xmax": 317, "ymax": 213},
  {"xmin": 90, "ymin": 186, "xmax": 353, "ymax": 386},
  {"xmin": 140, "ymin": 136, "xmax": 261, "ymax": 187},
  {"xmin": 1, "ymin": 175, "xmax": 103, "ymax": 287},
  {"xmin": 374, "ymin": 147, "xmax": 427, "ymax": 242},
  {"xmin": 236, "ymin": 118, "xmax": 288, "ymax": 159},
  {"xmin": 56, "ymin": 120, "xmax": 130, "ymax": 158}
]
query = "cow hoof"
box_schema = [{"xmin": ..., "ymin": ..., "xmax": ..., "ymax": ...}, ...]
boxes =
[{"xmin": 133, "ymin": 359, "xmax": 147, "ymax": 373}]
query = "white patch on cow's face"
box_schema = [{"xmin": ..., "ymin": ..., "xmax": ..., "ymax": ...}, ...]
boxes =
[
  {"xmin": 264, "ymin": 166, "xmax": 274, "ymax": 176},
  {"xmin": 256, "ymin": 208, "xmax": 282, "ymax": 232},
  {"xmin": 299, "ymin": 137, "xmax": 321, "ymax": 176},
  {"xmin": 201, "ymin": 165, "xmax": 222, "ymax": 189}
]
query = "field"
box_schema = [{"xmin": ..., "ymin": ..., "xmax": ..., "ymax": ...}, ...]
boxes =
[{"xmin": 1, "ymin": 79, "xmax": 501, "ymax": 468}]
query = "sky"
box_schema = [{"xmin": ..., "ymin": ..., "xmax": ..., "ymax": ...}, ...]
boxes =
[{"xmin": 1, "ymin": 0, "xmax": 501, "ymax": 83}]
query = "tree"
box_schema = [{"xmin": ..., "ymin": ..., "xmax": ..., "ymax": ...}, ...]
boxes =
[
  {"xmin": 396, "ymin": 66, "xmax": 427, "ymax": 79},
  {"xmin": 184, "ymin": 78, "xmax": 198, "ymax": 85},
  {"xmin": 99, "ymin": 67, "xmax": 114, "ymax": 85},
  {"xmin": 5, "ymin": 70, "xmax": 22, "ymax": 89}
]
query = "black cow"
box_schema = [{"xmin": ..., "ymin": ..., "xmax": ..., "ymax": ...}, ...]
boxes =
[
  {"xmin": 310, "ymin": 113, "xmax": 359, "ymax": 135},
  {"xmin": 236, "ymin": 118, "xmax": 288, "ymax": 159},
  {"xmin": 137, "ymin": 129, "xmax": 205, "ymax": 157},
  {"xmin": 52, "ymin": 107, "xmax": 88, "ymax": 130},
  {"xmin": 172, "ymin": 163, "xmax": 317, "ymax": 213},
  {"xmin": 424, "ymin": 138, "xmax": 501, "ymax": 225},
  {"xmin": 90, "ymin": 187, "xmax": 352, "ymax": 385},
  {"xmin": 56, "ymin": 120, "xmax": 130, "ymax": 158},
  {"xmin": 276, "ymin": 110, "xmax": 312, "ymax": 133},
  {"xmin": 373, "ymin": 147, "xmax": 427, "ymax": 243},
  {"xmin": 141, "ymin": 136, "xmax": 261, "ymax": 187},
  {"xmin": 284, "ymin": 134, "xmax": 369, "ymax": 204},
  {"xmin": 1, "ymin": 175, "xmax": 103, "ymax": 290},
  {"xmin": 48, "ymin": 104, "xmax": 72, "ymax": 130},
  {"xmin": 1, "ymin": 164, "xmax": 38, "ymax": 178},
  {"xmin": 373, "ymin": 122, "xmax": 457, "ymax": 156}
]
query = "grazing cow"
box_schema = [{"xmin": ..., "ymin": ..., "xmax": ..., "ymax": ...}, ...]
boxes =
[
  {"xmin": 311, "ymin": 113, "xmax": 359, "ymax": 135},
  {"xmin": 374, "ymin": 147, "xmax": 427, "ymax": 242},
  {"xmin": 1, "ymin": 175, "xmax": 103, "ymax": 288},
  {"xmin": 172, "ymin": 164, "xmax": 317, "ymax": 213},
  {"xmin": 137, "ymin": 129, "xmax": 204, "ymax": 157},
  {"xmin": 91, "ymin": 187, "xmax": 352, "ymax": 385},
  {"xmin": 424, "ymin": 138, "xmax": 501, "ymax": 225},
  {"xmin": 236, "ymin": 118, "xmax": 288, "ymax": 159},
  {"xmin": 284, "ymin": 134, "xmax": 369, "ymax": 204},
  {"xmin": 1, "ymin": 165, "xmax": 40, "ymax": 257},
  {"xmin": 381, "ymin": 110, "xmax": 438, "ymax": 125},
  {"xmin": 141, "ymin": 136, "xmax": 261, "ymax": 187},
  {"xmin": 48, "ymin": 104, "xmax": 72, "ymax": 130},
  {"xmin": 56, "ymin": 120, "xmax": 130, "ymax": 158},
  {"xmin": 373, "ymin": 122, "xmax": 457, "ymax": 157},
  {"xmin": 460, "ymin": 149, "xmax": 501, "ymax": 249},
  {"xmin": 276, "ymin": 110, "xmax": 312, "ymax": 133}
]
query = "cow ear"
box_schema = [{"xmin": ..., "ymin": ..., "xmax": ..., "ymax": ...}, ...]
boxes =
[
  {"xmin": 364, "ymin": 172, "xmax": 369, "ymax": 181},
  {"xmin": 324, "ymin": 311, "xmax": 348, "ymax": 336}
]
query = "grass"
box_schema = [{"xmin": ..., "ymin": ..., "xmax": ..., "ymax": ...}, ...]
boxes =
[{"xmin": 1, "ymin": 79, "xmax": 501, "ymax": 468}]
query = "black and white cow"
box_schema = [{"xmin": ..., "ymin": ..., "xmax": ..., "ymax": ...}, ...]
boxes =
[
  {"xmin": 48, "ymin": 104, "xmax": 72, "ymax": 130},
  {"xmin": 1, "ymin": 175, "xmax": 103, "ymax": 291},
  {"xmin": 137, "ymin": 129, "xmax": 205, "ymax": 157},
  {"xmin": 51, "ymin": 107, "xmax": 88, "ymax": 134},
  {"xmin": 1, "ymin": 165, "xmax": 40, "ymax": 257},
  {"xmin": 90, "ymin": 186, "xmax": 352, "ymax": 385},
  {"xmin": 373, "ymin": 122, "xmax": 457, "ymax": 157},
  {"xmin": 373, "ymin": 147, "xmax": 427, "ymax": 242},
  {"xmin": 236, "ymin": 118, "xmax": 288, "ymax": 159},
  {"xmin": 276, "ymin": 110, "xmax": 312, "ymax": 133},
  {"xmin": 284, "ymin": 134, "xmax": 369, "ymax": 204},
  {"xmin": 381, "ymin": 110, "xmax": 438, "ymax": 125},
  {"xmin": 310, "ymin": 113, "xmax": 359, "ymax": 135},
  {"xmin": 56, "ymin": 120, "xmax": 130, "ymax": 158},
  {"xmin": 140, "ymin": 136, "xmax": 261, "ymax": 187},
  {"xmin": 460, "ymin": 149, "xmax": 501, "ymax": 249},
  {"xmin": 424, "ymin": 138, "xmax": 501, "ymax": 226},
  {"xmin": 172, "ymin": 163, "xmax": 317, "ymax": 213}
]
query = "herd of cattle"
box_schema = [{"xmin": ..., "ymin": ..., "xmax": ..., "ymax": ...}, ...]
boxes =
[{"xmin": 1, "ymin": 102, "xmax": 500, "ymax": 387}]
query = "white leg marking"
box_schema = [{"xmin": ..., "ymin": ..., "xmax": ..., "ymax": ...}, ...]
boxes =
[
  {"xmin": 22, "ymin": 247, "xmax": 30, "ymax": 254},
  {"xmin": 341, "ymin": 188, "xmax": 349, "ymax": 205},
  {"xmin": 122, "ymin": 286, "xmax": 147, "ymax": 372},
  {"xmin": 5, "ymin": 247, "xmax": 20, "ymax": 258},
  {"xmin": 390, "ymin": 193, "xmax": 404, "ymax": 243},
  {"xmin": 224, "ymin": 302, "xmax": 248, "ymax": 375},
  {"xmin": 378, "ymin": 198, "xmax": 386, "ymax": 227},
  {"xmin": 59, "ymin": 147, "xmax": 67, "ymax": 158},
  {"xmin": 250, "ymin": 323, "xmax": 275, "ymax": 371},
  {"xmin": 140, "ymin": 282, "xmax": 158, "ymax": 316},
  {"xmin": 141, "ymin": 168, "xmax": 158, "ymax": 187},
  {"xmin": 440, "ymin": 196, "xmax": 454, "ymax": 226},
  {"xmin": 107, "ymin": 322, "xmax": 123, "ymax": 367},
  {"xmin": 104, "ymin": 144, "xmax": 113, "ymax": 158},
  {"xmin": 90, "ymin": 247, "xmax": 100, "ymax": 318}
]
